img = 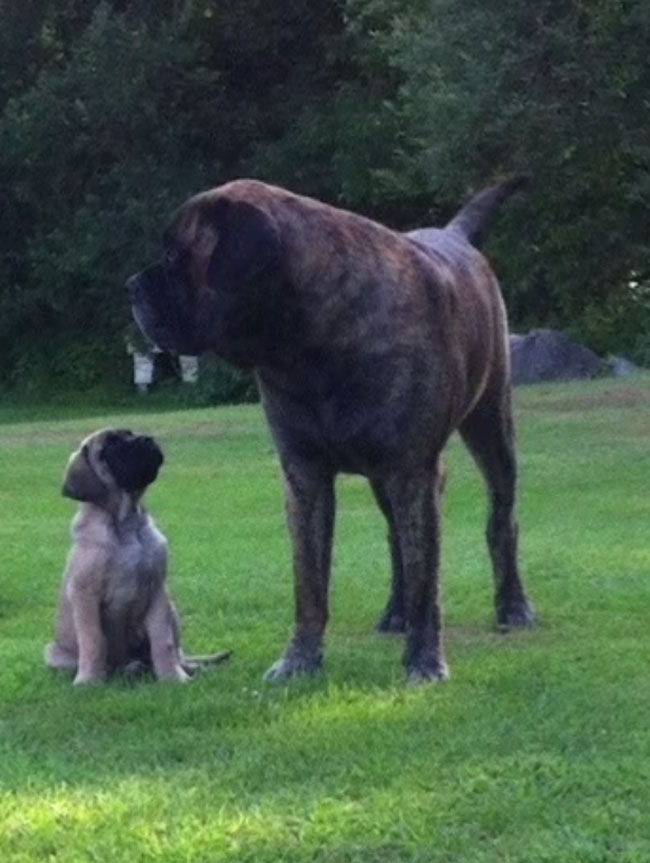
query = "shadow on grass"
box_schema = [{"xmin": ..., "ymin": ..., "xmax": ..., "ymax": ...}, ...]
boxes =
[
  {"xmin": 4, "ymin": 636, "xmax": 650, "ymax": 862},
  {"xmin": 3, "ymin": 586, "xmax": 650, "ymax": 861},
  {"xmin": 1, "ymin": 618, "xmax": 641, "ymax": 793}
]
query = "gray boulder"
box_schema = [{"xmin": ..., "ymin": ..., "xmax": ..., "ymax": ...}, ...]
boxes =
[{"xmin": 509, "ymin": 328, "xmax": 605, "ymax": 385}]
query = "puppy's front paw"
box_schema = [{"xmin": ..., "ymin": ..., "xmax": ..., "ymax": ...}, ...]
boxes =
[
  {"xmin": 157, "ymin": 665, "xmax": 191, "ymax": 683},
  {"xmin": 73, "ymin": 671, "xmax": 104, "ymax": 686}
]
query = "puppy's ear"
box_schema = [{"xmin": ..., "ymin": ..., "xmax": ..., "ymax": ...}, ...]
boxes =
[
  {"xmin": 102, "ymin": 435, "xmax": 164, "ymax": 493},
  {"xmin": 206, "ymin": 200, "xmax": 280, "ymax": 293},
  {"xmin": 62, "ymin": 447, "xmax": 108, "ymax": 503}
]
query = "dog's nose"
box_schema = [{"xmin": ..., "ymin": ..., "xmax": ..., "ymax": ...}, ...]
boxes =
[{"xmin": 125, "ymin": 275, "xmax": 139, "ymax": 300}]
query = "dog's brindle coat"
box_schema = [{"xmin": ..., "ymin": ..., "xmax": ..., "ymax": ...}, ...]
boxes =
[{"xmin": 128, "ymin": 178, "xmax": 535, "ymax": 683}]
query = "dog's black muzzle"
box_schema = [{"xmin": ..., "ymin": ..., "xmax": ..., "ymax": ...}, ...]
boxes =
[
  {"xmin": 125, "ymin": 273, "xmax": 140, "ymax": 303},
  {"xmin": 126, "ymin": 270, "xmax": 174, "ymax": 352}
]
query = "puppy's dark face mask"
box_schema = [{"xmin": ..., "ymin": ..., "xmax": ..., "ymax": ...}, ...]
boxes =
[
  {"xmin": 62, "ymin": 429, "xmax": 164, "ymax": 503},
  {"xmin": 101, "ymin": 431, "xmax": 164, "ymax": 493}
]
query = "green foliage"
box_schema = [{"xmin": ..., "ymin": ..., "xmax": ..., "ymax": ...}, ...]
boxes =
[
  {"xmin": 1, "ymin": 0, "xmax": 649, "ymax": 393},
  {"xmin": 190, "ymin": 355, "xmax": 257, "ymax": 406},
  {"xmin": 361, "ymin": 0, "xmax": 650, "ymax": 345},
  {"xmin": 146, "ymin": 355, "xmax": 257, "ymax": 408},
  {"xmin": 0, "ymin": 3, "xmax": 221, "ymax": 390}
]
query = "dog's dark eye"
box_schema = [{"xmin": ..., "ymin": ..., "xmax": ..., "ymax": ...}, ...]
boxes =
[{"xmin": 165, "ymin": 247, "xmax": 181, "ymax": 270}]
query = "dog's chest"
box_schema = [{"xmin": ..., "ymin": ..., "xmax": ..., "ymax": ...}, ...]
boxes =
[
  {"xmin": 260, "ymin": 355, "xmax": 441, "ymax": 473},
  {"xmin": 104, "ymin": 522, "xmax": 166, "ymax": 616}
]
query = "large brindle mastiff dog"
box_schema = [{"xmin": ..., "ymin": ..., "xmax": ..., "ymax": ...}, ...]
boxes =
[{"xmin": 128, "ymin": 178, "xmax": 535, "ymax": 684}]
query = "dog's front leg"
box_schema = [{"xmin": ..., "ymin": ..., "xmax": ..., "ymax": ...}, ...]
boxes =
[
  {"xmin": 145, "ymin": 590, "xmax": 190, "ymax": 683},
  {"xmin": 71, "ymin": 588, "xmax": 107, "ymax": 685},
  {"xmin": 45, "ymin": 577, "xmax": 79, "ymax": 671},
  {"xmin": 378, "ymin": 461, "xmax": 449, "ymax": 684},
  {"xmin": 264, "ymin": 460, "xmax": 335, "ymax": 681},
  {"xmin": 371, "ymin": 480, "xmax": 406, "ymax": 634}
]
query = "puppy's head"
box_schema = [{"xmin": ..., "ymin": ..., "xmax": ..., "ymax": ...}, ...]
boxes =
[
  {"xmin": 62, "ymin": 428, "xmax": 164, "ymax": 505},
  {"xmin": 126, "ymin": 180, "xmax": 281, "ymax": 359}
]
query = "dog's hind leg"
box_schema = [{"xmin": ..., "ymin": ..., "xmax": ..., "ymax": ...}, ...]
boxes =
[
  {"xmin": 374, "ymin": 457, "xmax": 449, "ymax": 684},
  {"xmin": 44, "ymin": 642, "xmax": 77, "ymax": 672},
  {"xmin": 371, "ymin": 480, "xmax": 407, "ymax": 634},
  {"xmin": 459, "ymin": 387, "xmax": 536, "ymax": 629},
  {"xmin": 372, "ymin": 462, "xmax": 446, "ymax": 635}
]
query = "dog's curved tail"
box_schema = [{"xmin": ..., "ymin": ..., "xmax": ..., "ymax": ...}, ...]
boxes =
[
  {"xmin": 446, "ymin": 176, "xmax": 529, "ymax": 249},
  {"xmin": 181, "ymin": 649, "xmax": 232, "ymax": 676}
]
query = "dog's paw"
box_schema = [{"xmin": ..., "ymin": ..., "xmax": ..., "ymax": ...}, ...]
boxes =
[
  {"xmin": 375, "ymin": 610, "xmax": 406, "ymax": 634},
  {"xmin": 121, "ymin": 660, "xmax": 150, "ymax": 677},
  {"xmin": 496, "ymin": 598, "xmax": 537, "ymax": 631},
  {"xmin": 44, "ymin": 642, "xmax": 77, "ymax": 671},
  {"xmin": 73, "ymin": 672, "xmax": 104, "ymax": 686},
  {"xmin": 406, "ymin": 657, "xmax": 449, "ymax": 686},
  {"xmin": 263, "ymin": 641, "xmax": 323, "ymax": 682},
  {"xmin": 159, "ymin": 666, "xmax": 191, "ymax": 683},
  {"xmin": 375, "ymin": 594, "xmax": 407, "ymax": 634}
]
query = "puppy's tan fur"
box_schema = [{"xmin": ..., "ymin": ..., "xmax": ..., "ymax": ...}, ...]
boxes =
[{"xmin": 45, "ymin": 429, "xmax": 227, "ymax": 685}]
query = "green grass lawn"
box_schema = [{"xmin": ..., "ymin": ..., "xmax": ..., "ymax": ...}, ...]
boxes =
[{"xmin": 2, "ymin": 376, "xmax": 650, "ymax": 862}]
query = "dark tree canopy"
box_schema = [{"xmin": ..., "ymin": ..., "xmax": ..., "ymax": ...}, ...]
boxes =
[{"xmin": 0, "ymin": 0, "xmax": 648, "ymax": 393}]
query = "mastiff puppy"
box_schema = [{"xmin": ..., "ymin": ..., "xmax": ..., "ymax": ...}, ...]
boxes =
[
  {"xmin": 127, "ymin": 178, "xmax": 535, "ymax": 684},
  {"xmin": 45, "ymin": 428, "xmax": 230, "ymax": 684}
]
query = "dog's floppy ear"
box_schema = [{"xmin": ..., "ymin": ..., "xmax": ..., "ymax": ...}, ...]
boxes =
[
  {"xmin": 62, "ymin": 447, "xmax": 108, "ymax": 503},
  {"xmin": 101, "ymin": 434, "xmax": 164, "ymax": 493},
  {"xmin": 206, "ymin": 200, "xmax": 280, "ymax": 293}
]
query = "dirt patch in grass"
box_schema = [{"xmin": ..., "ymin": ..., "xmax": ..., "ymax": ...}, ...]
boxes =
[
  {"xmin": 0, "ymin": 426, "xmax": 88, "ymax": 449},
  {"xmin": 164, "ymin": 419, "xmax": 262, "ymax": 439},
  {"xmin": 519, "ymin": 384, "xmax": 650, "ymax": 415},
  {"xmin": 0, "ymin": 416, "xmax": 263, "ymax": 449}
]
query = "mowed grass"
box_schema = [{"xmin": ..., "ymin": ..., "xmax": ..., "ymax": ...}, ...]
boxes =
[{"xmin": 2, "ymin": 375, "xmax": 650, "ymax": 862}]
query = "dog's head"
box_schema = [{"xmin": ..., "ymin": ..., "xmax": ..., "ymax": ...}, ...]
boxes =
[
  {"xmin": 126, "ymin": 181, "xmax": 282, "ymax": 360},
  {"xmin": 62, "ymin": 428, "xmax": 164, "ymax": 505}
]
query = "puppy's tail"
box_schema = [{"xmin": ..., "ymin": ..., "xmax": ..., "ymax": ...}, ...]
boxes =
[
  {"xmin": 181, "ymin": 649, "xmax": 232, "ymax": 675},
  {"xmin": 446, "ymin": 176, "xmax": 529, "ymax": 249}
]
